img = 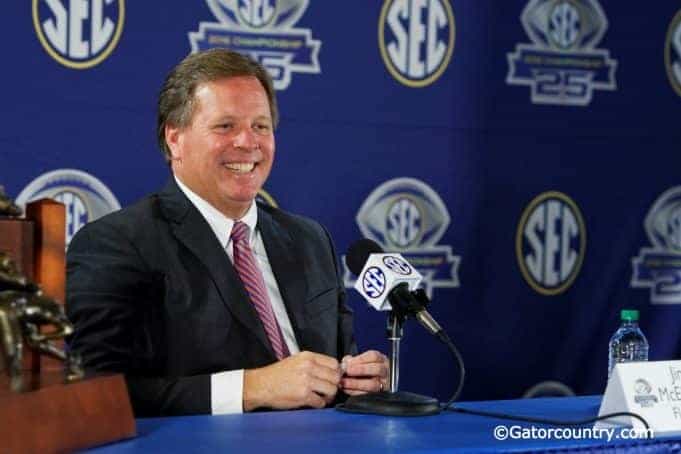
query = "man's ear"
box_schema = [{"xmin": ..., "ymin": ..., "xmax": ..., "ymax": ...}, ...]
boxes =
[{"xmin": 165, "ymin": 124, "xmax": 182, "ymax": 160}]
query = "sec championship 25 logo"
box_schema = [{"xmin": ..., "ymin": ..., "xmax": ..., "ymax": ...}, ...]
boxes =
[
  {"xmin": 516, "ymin": 191, "xmax": 586, "ymax": 295},
  {"xmin": 33, "ymin": 0, "xmax": 125, "ymax": 69},
  {"xmin": 190, "ymin": 0, "xmax": 321, "ymax": 90},
  {"xmin": 631, "ymin": 186, "xmax": 681, "ymax": 304},
  {"xmin": 666, "ymin": 9, "xmax": 681, "ymax": 97},
  {"xmin": 506, "ymin": 0, "xmax": 617, "ymax": 106},
  {"xmin": 378, "ymin": 0, "xmax": 455, "ymax": 88}
]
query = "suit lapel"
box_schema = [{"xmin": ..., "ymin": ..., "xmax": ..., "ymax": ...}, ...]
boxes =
[
  {"xmin": 257, "ymin": 208, "xmax": 308, "ymax": 344},
  {"xmin": 158, "ymin": 179, "xmax": 275, "ymax": 359}
]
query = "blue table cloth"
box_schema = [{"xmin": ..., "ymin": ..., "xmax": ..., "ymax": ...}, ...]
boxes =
[{"xmin": 85, "ymin": 396, "xmax": 681, "ymax": 453}]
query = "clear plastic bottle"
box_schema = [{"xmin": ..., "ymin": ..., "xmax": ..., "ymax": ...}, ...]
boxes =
[{"xmin": 608, "ymin": 309, "xmax": 649, "ymax": 379}]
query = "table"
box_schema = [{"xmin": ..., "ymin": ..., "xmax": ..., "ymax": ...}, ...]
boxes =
[{"xmin": 85, "ymin": 396, "xmax": 681, "ymax": 453}]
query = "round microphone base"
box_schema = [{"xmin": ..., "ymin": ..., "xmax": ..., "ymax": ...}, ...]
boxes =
[{"xmin": 336, "ymin": 391, "xmax": 440, "ymax": 416}]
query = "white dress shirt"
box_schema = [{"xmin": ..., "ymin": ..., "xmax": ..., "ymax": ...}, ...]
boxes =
[{"xmin": 175, "ymin": 176, "xmax": 300, "ymax": 414}]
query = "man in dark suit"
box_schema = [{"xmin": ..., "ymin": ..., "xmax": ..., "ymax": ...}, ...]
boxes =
[{"xmin": 67, "ymin": 49, "xmax": 388, "ymax": 416}]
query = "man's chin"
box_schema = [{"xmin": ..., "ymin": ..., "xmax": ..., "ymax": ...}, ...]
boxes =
[{"xmin": 220, "ymin": 191, "xmax": 260, "ymax": 207}]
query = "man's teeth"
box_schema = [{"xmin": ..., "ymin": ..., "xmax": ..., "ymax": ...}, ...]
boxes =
[{"xmin": 224, "ymin": 163, "xmax": 255, "ymax": 173}]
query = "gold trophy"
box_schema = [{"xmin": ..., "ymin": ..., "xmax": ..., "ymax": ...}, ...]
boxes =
[
  {"xmin": 0, "ymin": 186, "xmax": 21, "ymax": 217},
  {"xmin": 0, "ymin": 252, "xmax": 83, "ymax": 392},
  {"xmin": 0, "ymin": 195, "xmax": 135, "ymax": 452}
]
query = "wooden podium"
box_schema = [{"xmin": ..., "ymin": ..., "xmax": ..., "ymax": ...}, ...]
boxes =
[{"xmin": 0, "ymin": 199, "xmax": 136, "ymax": 453}]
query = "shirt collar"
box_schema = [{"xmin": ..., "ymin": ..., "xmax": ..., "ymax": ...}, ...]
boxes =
[{"xmin": 174, "ymin": 175, "xmax": 258, "ymax": 248}]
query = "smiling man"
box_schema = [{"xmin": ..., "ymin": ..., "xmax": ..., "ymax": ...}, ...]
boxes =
[{"xmin": 66, "ymin": 49, "xmax": 388, "ymax": 416}]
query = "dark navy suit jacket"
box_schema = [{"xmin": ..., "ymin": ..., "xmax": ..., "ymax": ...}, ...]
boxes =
[{"xmin": 66, "ymin": 179, "xmax": 356, "ymax": 416}]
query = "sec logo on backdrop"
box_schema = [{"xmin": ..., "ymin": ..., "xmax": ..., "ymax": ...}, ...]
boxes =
[
  {"xmin": 379, "ymin": 0, "xmax": 455, "ymax": 88},
  {"xmin": 235, "ymin": 0, "xmax": 277, "ymax": 28},
  {"xmin": 516, "ymin": 191, "xmax": 586, "ymax": 295},
  {"xmin": 33, "ymin": 0, "xmax": 125, "ymax": 69},
  {"xmin": 16, "ymin": 169, "xmax": 120, "ymax": 247},
  {"xmin": 343, "ymin": 177, "xmax": 460, "ymax": 298},
  {"xmin": 666, "ymin": 9, "xmax": 681, "ymax": 97}
]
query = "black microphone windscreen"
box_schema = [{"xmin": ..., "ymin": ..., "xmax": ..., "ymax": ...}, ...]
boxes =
[{"xmin": 345, "ymin": 239, "xmax": 384, "ymax": 276}]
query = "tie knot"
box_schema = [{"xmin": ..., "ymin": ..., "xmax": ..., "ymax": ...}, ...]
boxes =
[{"xmin": 230, "ymin": 221, "xmax": 250, "ymax": 243}]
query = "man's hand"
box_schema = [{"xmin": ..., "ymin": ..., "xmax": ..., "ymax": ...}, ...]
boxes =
[
  {"xmin": 339, "ymin": 350, "xmax": 389, "ymax": 396},
  {"xmin": 243, "ymin": 351, "xmax": 341, "ymax": 411}
]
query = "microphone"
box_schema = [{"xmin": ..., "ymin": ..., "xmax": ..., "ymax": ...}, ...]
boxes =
[
  {"xmin": 338, "ymin": 239, "xmax": 444, "ymax": 416},
  {"xmin": 346, "ymin": 239, "xmax": 443, "ymax": 336}
]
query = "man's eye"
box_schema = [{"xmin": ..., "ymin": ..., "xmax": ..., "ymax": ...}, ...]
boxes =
[
  {"xmin": 216, "ymin": 123, "xmax": 233, "ymax": 130},
  {"xmin": 254, "ymin": 124, "xmax": 271, "ymax": 132}
]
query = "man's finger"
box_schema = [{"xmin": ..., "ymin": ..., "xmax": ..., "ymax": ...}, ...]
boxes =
[
  {"xmin": 340, "ymin": 377, "xmax": 383, "ymax": 393},
  {"xmin": 343, "ymin": 389, "xmax": 368, "ymax": 396},
  {"xmin": 305, "ymin": 391, "xmax": 327, "ymax": 409},
  {"xmin": 311, "ymin": 362, "xmax": 342, "ymax": 386},
  {"xmin": 303, "ymin": 351, "xmax": 341, "ymax": 371},
  {"xmin": 309, "ymin": 376, "xmax": 339, "ymax": 401},
  {"xmin": 344, "ymin": 361, "xmax": 388, "ymax": 378},
  {"xmin": 347, "ymin": 350, "xmax": 385, "ymax": 364},
  {"xmin": 340, "ymin": 355, "xmax": 352, "ymax": 374}
]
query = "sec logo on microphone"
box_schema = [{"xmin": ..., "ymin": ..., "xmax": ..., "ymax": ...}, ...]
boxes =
[
  {"xmin": 378, "ymin": 0, "xmax": 455, "ymax": 88},
  {"xmin": 33, "ymin": 0, "xmax": 125, "ymax": 69},
  {"xmin": 383, "ymin": 256, "xmax": 412, "ymax": 276},
  {"xmin": 516, "ymin": 191, "xmax": 586, "ymax": 296},
  {"xmin": 362, "ymin": 267, "xmax": 387, "ymax": 298}
]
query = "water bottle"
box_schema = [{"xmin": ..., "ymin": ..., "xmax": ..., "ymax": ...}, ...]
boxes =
[{"xmin": 608, "ymin": 309, "xmax": 649, "ymax": 379}]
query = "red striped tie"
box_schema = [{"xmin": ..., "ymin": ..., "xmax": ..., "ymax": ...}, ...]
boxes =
[{"xmin": 230, "ymin": 221, "xmax": 290, "ymax": 360}]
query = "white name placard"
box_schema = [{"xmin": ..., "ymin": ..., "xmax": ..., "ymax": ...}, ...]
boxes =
[{"xmin": 596, "ymin": 360, "xmax": 681, "ymax": 434}]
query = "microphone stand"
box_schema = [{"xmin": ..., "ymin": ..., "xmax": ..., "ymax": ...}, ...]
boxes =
[
  {"xmin": 336, "ymin": 310, "xmax": 440, "ymax": 416},
  {"xmin": 388, "ymin": 311, "xmax": 402, "ymax": 392}
]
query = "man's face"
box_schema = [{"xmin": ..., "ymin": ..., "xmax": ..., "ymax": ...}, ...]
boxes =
[{"xmin": 167, "ymin": 76, "xmax": 275, "ymax": 219}]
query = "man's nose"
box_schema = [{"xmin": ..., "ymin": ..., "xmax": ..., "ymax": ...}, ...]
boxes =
[{"xmin": 232, "ymin": 127, "xmax": 258, "ymax": 150}]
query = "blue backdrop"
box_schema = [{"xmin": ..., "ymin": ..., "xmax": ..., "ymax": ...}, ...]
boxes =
[{"xmin": 3, "ymin": 0, "xmax": 681, "ymax": 403}]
